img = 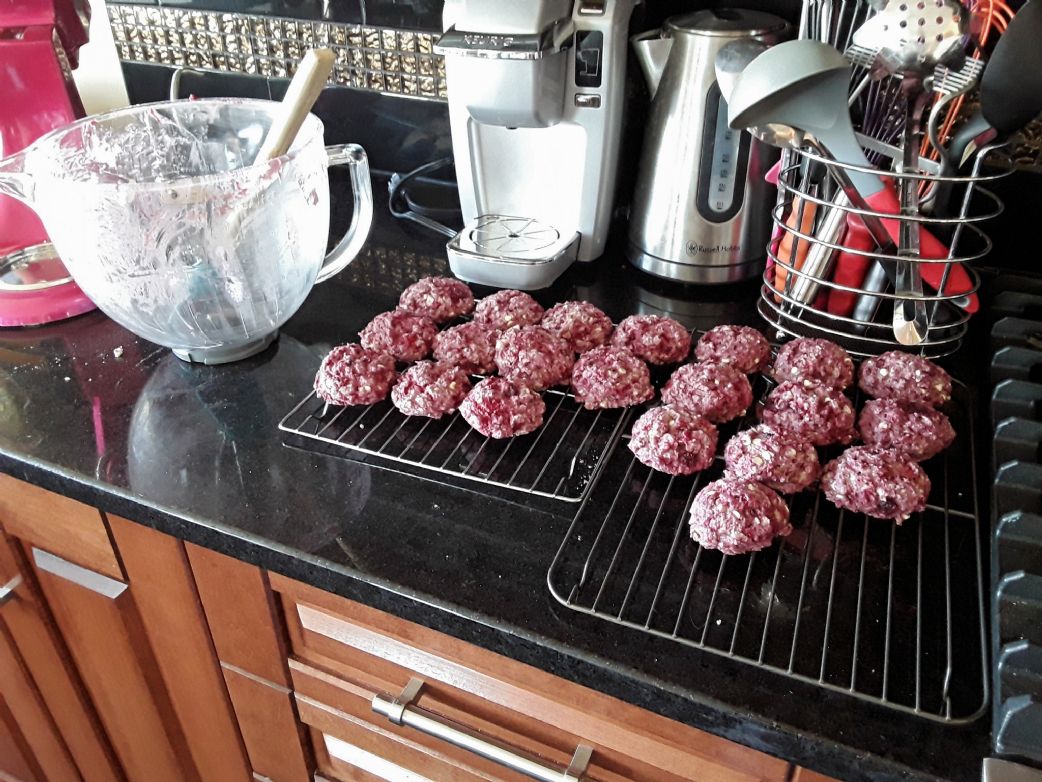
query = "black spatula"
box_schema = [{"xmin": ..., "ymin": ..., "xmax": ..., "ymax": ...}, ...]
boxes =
[{"xmin": 949, "ymin": 0, "xmax": 1042, "ymax": 167}]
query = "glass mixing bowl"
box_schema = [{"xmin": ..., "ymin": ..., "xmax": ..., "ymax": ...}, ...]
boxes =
[{"xmin": 0, "ymin": 98, "xmax": 373, "ymax": 363}]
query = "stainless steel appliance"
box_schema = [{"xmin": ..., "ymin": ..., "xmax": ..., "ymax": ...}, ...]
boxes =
[
  {"xmin": 628, "ymin": 10, "xmax": 787, "ymax": 284},
  {"xmin": 435, "ymin": 0, "xmax": 637, "ymax": 290}
]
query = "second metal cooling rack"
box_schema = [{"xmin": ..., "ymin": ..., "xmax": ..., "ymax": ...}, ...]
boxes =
[
  {"xmin": 547, "ymin": 383, "xmax": 987, "ymax": 723},
  {"xmin": 279, "ymin": 388, "xmax": 631, "ymax": 502}
]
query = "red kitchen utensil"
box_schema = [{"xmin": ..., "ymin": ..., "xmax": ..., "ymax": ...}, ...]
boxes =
[
  {"xmin": 826, "ymin": 185, "xmax": 979, "ymax": 316},
  {"xmin": 774, "ymin": 198, "xmax": 818, "ymax": 301}
]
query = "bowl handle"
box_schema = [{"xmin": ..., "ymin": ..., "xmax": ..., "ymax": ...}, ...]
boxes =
[
  {"xmin": 316, "ymin": 144, "xmax": 373, "ymax": 284},
  {"xmin": 0, "ymin": 151, "xmax": 34, "ymax": 206}
]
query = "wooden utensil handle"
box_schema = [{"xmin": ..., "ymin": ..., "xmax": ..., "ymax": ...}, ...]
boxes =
[{"xmin": 256, "ymin": 48, "xmax": 336, "ymax": 162}]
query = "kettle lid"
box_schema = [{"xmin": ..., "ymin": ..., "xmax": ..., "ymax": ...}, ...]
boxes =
[{"xmin": 667, "ymin": 8, "xmax": 788, "ymax": 37}]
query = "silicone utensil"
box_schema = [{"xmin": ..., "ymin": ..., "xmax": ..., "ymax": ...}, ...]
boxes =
[
  {"xmin": 775, "ymin": 194, "xmax": 819, "ymax": 300},
  {"xmin": 728, "ymin": 40, "xmax": 883, "ymax": 196},
  {"xmin": 831, "ymin": 184, "xmax": 978, "ymax": 314},
  {"xmin": 852, "ymin": 0, "xmax": 967, "ymax": 343},
  {"xmin": 728, "ymin": 40, "xmax": 978, "ymax": 312},
  {"xmin": 223, "ymin": 48, "xmax": 335, "ymax": 244},
  {"xmin": 946, "ymin": 0, "xmax": 1042, "ymax": 168},
  {"xmin": 716, "ymin": 41, "xmax": 818, "ymax": 302},
  {"xmin": 256, "ymin": 48, "xmax": 335, "ymax": 162}
]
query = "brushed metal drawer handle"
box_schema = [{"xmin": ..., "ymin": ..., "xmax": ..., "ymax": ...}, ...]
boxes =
[
  {"xmin": 0, "ymin": 575, "xmax": 22, "ymax": 606},
  {"xmin": 32, "ymin": 548, "xmax": 127, "ymax": 599},
  {"xmin": 373, "ymin": 677, "xmax": 593, "ymax": 782}
]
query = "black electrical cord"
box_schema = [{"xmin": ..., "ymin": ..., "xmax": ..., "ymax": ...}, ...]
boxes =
[{"xmin": 388, "ymin": 157, "xmax": 459, "ymax": 238}]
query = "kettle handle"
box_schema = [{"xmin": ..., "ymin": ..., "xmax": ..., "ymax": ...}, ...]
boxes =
[{"xmin": 317, "ymin": 143, "xmax": 373, "ymax": 284}]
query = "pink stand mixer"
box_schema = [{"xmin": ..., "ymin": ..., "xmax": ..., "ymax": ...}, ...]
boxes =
[{"xmin": 0, "ymin": 0, "xmax": 96, "ymax": 325}]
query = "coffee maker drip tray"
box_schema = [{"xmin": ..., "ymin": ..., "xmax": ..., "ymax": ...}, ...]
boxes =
[{"xmin": 447, "ymin": 214, "xmax": 579, "ymax": 291}]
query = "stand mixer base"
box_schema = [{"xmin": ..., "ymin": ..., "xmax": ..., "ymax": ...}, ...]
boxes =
[{"xmin": 172, "ymin": 331, "xmax": 278, "ymax": 365}]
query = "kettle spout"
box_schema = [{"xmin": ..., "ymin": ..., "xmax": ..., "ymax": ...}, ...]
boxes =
[{"xmin": 631, "ymin": 31, "xmax": 672, "ymax": 96}]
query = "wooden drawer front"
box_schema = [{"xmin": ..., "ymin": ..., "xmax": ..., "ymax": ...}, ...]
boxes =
[
  {"xmin": 186, "ymin": 543, "xmax": 290, "ymax": 686},
  {"xmin": 309, "ymin": 726, "xmax": 424, "ymax": 782},
  {"xmin": 293, "ymin": 660, "xmax": 598, "ymax": 782},
  {"xmin": 0, "ymin": 476, "xmax": 121, "ymax": 580},
  {"xmin": 272, "ymin": 575, "xmax": 790, "ymax": 782},
  {"xmin": 791, "ymin": 770, "xmax": 841, "ymax": 782},
  {"xmin": 220, "ymin": 666, "xmax": 311, "ymax": 782},
  {"xmin": 107, "ymin": 517, "xmax": 252, "ymax": 782},
  {"xmin": 298, "ymin": 681, "xmax": 502, "ymax": 782}
]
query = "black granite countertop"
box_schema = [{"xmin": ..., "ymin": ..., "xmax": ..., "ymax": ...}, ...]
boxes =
[{"xmin": 0, "ymin": 179, "xmax": 991, "ymax": 782}]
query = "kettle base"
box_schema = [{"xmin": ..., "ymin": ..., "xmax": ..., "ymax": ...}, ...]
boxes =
[
  {"xmin": 627, "ymin": 245, "xmax": 764, "ymax": 285},
  {"xmin": 172, "ymin": 331, "xmax": 278, "ymax": 365}
]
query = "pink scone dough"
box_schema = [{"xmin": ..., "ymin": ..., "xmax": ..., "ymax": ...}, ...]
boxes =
[
  {"xmin": 494, "ymin": 326, "xmax": 574, "ymax": 392},
  {"xmin": 662, "ymin": 362, "xmax": 753, "ymax": 424},
  {"xmin": 772, "ymin": 337, "xmax": 855, "ymax": 389},
  {"xmin": 695, "ymin": 325, "xmax": 771, "ymax": 374},
  {"xmin": 459, "ymin": 377, "xmax": 546, "ymax": 439},
  {"xmin": 314, "ymin": 344, "xmax": 396, "ymax": 406},
  {"xmin": 857, "ymin": 399, "xmax": 955, "ymax": 461},
  {"xmin": 390, "ymin": 361, "xmax": 472, "ymax": 418},
  {"xmin": 611, "ymin": 315, "xmax": 691, "ymax": 365},
  {"xmin": 724, "ymin": 425, "xmax": 820, "ymax": 493},
  {"xmin": 628, "ymin": 406, "xmax": 718, "ymax": 475},
  {"xmin": 360, "ymin": 310, "xmax": 438, "ymax": 362},
  {"xmin": 473, "ymin": 290, "xmax": 544, "ymax": 331},
  {"xmin": 433, "ymin": 322, "xmax": 500, "ymax": 374},
  {"xmin": 571, "ymin": 346, "xmax": 654, "ymax": 410},
  {"xmin": 398, "ymin": 277, "xmax": 475, "ymax": 324},
  {"xmin": 821, "ymin": 446, "xmax": 931, "ymax": 522},
  {"xmin": 759, "ymin": 380, "xmax": 856, "ymax": 446},
  {"xmin": 858, "ymin": 351, "xmax": 952, "ymax": 408},
  {"xmin": 688, "ymin": 478, "xmax": 793, "ymax": 555},
  {"xmin": 541, "ymin": 301, "xmax": 614, "ymax": 354}
]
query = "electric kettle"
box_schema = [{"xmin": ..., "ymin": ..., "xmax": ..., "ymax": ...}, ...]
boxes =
[{"xmin": 628, "ymin": 10, "xmax": 788, "ymax": 284}]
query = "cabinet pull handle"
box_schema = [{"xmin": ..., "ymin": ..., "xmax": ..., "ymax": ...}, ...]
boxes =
[
  {"xmin": 373, "ymin": 677, "xmax": 592, "ymax": 782},
  {"xmin": 0, "ymin": 575, "xmax": 21, "ymax": 605},
  {"xmin": 32, "ymin": 548, "xmax": 127, "ymax": 599}
]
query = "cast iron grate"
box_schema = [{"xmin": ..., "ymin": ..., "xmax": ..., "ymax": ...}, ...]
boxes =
[
  {"xmin": 279, "ymin": 388, "xmax": 631, "ymax": 502},
  {"xmin": 547, "ymin": 383, "xmax": 988, "ymax": 723}
]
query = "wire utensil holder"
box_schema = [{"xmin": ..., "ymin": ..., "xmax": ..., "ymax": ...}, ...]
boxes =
[{"xmin": 760, "ymin": 134, "xmax": 1010, "ymax": 358}]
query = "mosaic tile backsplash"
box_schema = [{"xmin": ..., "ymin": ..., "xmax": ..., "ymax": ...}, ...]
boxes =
[{"xmin": 108, "ymin": 4, "xmax": 447, "ymax": 99}]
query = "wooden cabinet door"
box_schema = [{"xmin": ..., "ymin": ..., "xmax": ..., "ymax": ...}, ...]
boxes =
[
  {"xmin": 0, "ymin": 476, "xmax": 250, "ymax": 782},
  {"xmin": 28, "ymin": 545, "xmax": 194, "ymax": 782},
  {"xmin": 0, "ymin": 624, "xmax": 79, "ymax": 781},
  {"xmin": 187, "ymin": 543, "xmax": 313, "ymax": 782},
  {"xmin": 0, "ymin": 693, "xmax": 43, "ymax": 782},
  {"xmin": 0, "ymin": 532, "xmax": 121, "ymax": 782},
  {"xmin": 106, "ymin": 516, "xmax": 251, "ymax": 782}
]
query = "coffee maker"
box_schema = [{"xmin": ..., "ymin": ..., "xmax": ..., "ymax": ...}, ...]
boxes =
[{"xmin": 436, "ymin": 0, "xmax": 636, "ymax": 290}]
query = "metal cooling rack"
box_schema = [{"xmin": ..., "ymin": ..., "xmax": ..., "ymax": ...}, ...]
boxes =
[
  {"xmin": 547, "ymin": 384, "xmax": 988, "ymax": 723},
  {"xmin": 279, "ymin": 388, "xmax": 631, "ymax": 502}
]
